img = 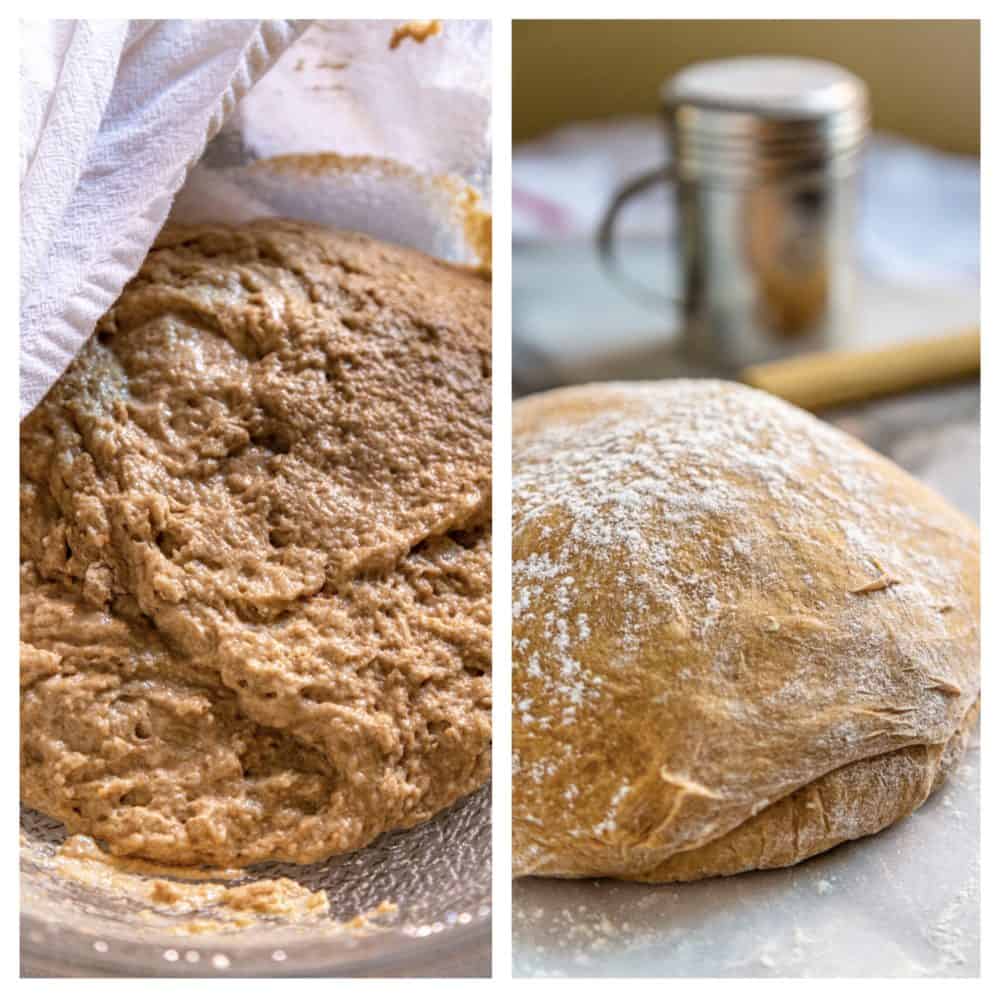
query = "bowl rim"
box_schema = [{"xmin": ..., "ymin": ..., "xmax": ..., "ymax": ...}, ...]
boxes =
[{"xmin": 20, "ymin": 904, "xmax": 492, "ymax": 977}]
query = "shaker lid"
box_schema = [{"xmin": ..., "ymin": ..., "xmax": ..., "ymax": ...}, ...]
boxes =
[
  {"xmin": 661, "ymin": 57, "xmax": 869, "ymax": 180},
  {"xmin": 662, "ymin": 56, "xmax": 867, "ymax": 121}
]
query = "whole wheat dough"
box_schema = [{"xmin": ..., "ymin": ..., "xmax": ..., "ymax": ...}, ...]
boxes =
[
  {"xmin": 21, "ymin": 219, "xmax": 491, "ymax": 867},
  {"xmin": 512, "ymin": 380, "xmax": 978, "ymax": 881}
]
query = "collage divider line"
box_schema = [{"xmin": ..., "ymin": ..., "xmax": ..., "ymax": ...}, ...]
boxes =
[{"xmin": 490, "ymin": 13, "xmax": 514, "ymax": 983}]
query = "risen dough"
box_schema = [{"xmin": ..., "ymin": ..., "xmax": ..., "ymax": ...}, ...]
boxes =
[
  {"xmin": 21, "ymin": 220, "xmax": 491, "ymax": 866},
  {"xmin": 512, "ymin": 380, "xmax": 978, "ymax": 881}
]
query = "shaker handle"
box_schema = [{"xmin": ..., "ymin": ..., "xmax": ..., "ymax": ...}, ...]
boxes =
[{"xmin": 597, "ymin": 165, "xmax": 680, "ymax": 309}]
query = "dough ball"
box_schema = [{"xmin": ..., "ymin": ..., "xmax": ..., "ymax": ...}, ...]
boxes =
[{"xmin": 512, "ymin": 380, "xmax": 978, "ymax": 881}]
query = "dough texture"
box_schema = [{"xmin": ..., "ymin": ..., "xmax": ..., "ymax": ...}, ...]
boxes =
[
  {"xmin": 21, "ymin": 219, "xmax": 491, "ymax": 866},
  {"xmin": 512, "ymin": 380, "xmax": 978, "ymax": 881}
]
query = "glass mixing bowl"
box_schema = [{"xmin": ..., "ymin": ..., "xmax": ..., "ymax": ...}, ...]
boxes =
[{"xmin": 21, "ymin": 787, "xmax": 491, "ymax": 977}]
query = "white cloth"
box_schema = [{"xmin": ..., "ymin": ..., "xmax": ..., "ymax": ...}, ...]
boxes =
[
  {"xmin": 170, "ymin": 20, "xmax": 492, "ymax": 265},
  {"xmin": 20, "ymin": 19, "xmax": 492, "ymax": 420},
  {"xmin": 20, "ymin": 19, "xmax": 305, "ymax": 418}
]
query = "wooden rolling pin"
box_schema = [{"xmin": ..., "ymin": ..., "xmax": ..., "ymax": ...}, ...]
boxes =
[{"xmin": 741, "ymin": 329, "xmax": 980, "ymax": 411}]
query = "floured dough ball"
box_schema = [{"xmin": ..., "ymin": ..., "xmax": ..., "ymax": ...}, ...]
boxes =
[
  {"xmin": 512, "ymin": 380, "xmax": 978, "ymax": 881},
  {"xmin": 21, "ymin": 219, "xmax": 491, "ymax": 866}
]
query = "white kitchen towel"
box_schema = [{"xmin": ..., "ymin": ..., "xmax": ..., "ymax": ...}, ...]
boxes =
[
  {"xmin": 169, "ymin": 19, "xmax": 493, "ymax": 266},
  {"xmin": 20, "ymin": 19, "xmax": 306, "ymax": 418},
  {"xmin": 224, "ymin": 19, "xmax": 492, "ymax": 195}
]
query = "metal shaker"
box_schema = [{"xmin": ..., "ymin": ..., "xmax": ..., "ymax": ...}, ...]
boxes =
[{"xmin": 599, "ymin": 57, "xmax": 869, "ymax": 370}]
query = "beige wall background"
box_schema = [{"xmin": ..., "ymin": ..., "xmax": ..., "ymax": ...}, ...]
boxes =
[{"xmin": 513, "ymin": 20, "xmax": 980, "ymax": 154}]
